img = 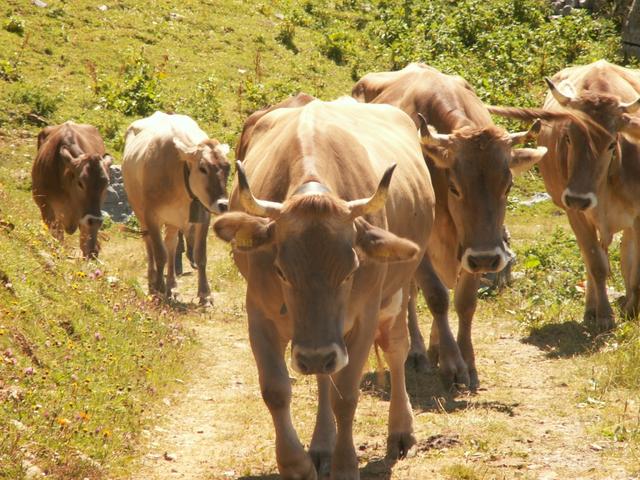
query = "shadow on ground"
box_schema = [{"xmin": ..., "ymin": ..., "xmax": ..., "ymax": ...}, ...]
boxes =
[
  {"xmin": 521, "ymin": 320, "xmax": 608, "ymax": 358},
  {"xmin": 360, "ymin": 369, "xmax": 519, "ymax": 416}
]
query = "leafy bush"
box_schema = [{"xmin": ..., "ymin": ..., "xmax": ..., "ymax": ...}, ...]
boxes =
[
  {"xmin": 175, "ymin": 75, "xmax": 223, "ymax": 125},
  {"xmin": 321, "ymin": 31, "xmax": 356, "ymax": 65},
  {"xmin": 9, "ymin": 83, "xmax": 61, "ymax": 120},
  {"xmin": 0, "ymin": 60, "xmax": 20, "ymax": 82},
  {"xmin": 276, "ymin": 20, "xmax": 299, "ymax": 53},
  {"xmin": 96, "ymin": 52, "xmax": 164, "ymax": 116},
  {"xmin": 4, "ymin": 16, "xmax": 24, "ymax": 36}
]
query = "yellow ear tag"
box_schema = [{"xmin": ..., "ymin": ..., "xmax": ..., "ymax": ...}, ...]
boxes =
[{"xmin": 235, "ymin": 230, "xmax": 253, "ymax": 248}]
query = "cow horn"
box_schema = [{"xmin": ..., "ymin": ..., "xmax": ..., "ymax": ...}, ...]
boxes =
[
  {"xmin": 620, "ymin": 96, "xmax": 640, "ymax": 114},
  {"xmin": 347, "ymin": 164, "xmax": 396, "ymax": 219},
  {"xmin": 508, "ymin": 119, "xmax": 542, "ymax": 146},
  {"xmin": 236, "ymin": 161, "xmax": 283, "ymax": 218},
  {"xmin": 418, "ymin": 113, "xmax": 452, "ymax": 148},
  {"xmin": 545, "ymin": 77, "xmax": 574, "ymax": 106}
]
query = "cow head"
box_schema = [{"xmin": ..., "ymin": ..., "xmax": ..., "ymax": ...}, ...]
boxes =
[
  {"xmin": 419, "ymin": 114, "xmax": 546, "ymax": 274},
  {"xmin": 174, "ymin": 138, "xmax": 231, "ymax": 214},
  {"xmin": 214, "ymin": 162, "xmax": 419, "ymax": 375},
  {"xmin": 59, "ymin": 146, "xmax": 113, "ymax": 258},
  {"xmin": 545, "ymin": 77, "xmax": 640, "ymax": 211}
]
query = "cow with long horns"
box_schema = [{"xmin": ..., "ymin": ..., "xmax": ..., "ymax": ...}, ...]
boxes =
[
  {"xmin": 488, "ymin": 60, "xmax": 640, "ymax": 330},
  {"xmin": 353, "ymin": 63, "xmax": 546, "ymax": 390},
  {"xmin": 213, "ymin": 97, "xmax": 435, "ymax": 479}
]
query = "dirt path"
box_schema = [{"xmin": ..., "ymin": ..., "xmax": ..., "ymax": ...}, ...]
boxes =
[{"xmin": 117, "ymin": 242, "xmax": 633, "ymax": 480}]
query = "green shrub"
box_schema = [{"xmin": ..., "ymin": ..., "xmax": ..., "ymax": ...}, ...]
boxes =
[
  {"xmin": 10, "ymin": 83, "xmax": 61, "ymax": 119},
  {"xmin": 276, "ymin": 20, "xmax": 299, "ymax": 54},
  {"xmin": 0, "ymin": 60, "xmax": 20, "ymax": 82},
  {"xmin": 96, "ymin": 51, "xmax": 164, "ymax": 116},
  {"xmin": 321, "ymin": 31, "xmax": 355, "ymax": 65},
  {"xmin": 176, "ymin": 75, "xmax": 223, "ymax": 125},
  {"xmin": 4, "ymin": 16, "xmax": 25, "ymax": 36}
]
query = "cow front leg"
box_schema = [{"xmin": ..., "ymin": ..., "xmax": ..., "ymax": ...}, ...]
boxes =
[
  {"xmin": 414, "ymin": 255, "xmax": 469, "ymax": 389},
  {"xmin": 567, "ymin": 211, "xmax": 614, "ymax": 331},
  {"xmin": 247, "ymin": 305, "xmax": 315, "ymax": 480},
  {"xmin": 381, "ymin": 288, "xmax": 416, "ymax": 460},
  {"xmin": 330, "ymin": 311, "xmax": 378, "ymax": 480},
  {"xmin": 454, "ymin": 271, "xmax": 481, "ymax": 391},
  {"xmin": 164, "ymin": 225, "xmax": 179, "ymax": 298},
  {"xmin": 405, "ymin": 282, "xmax": 430, "ymax": 372},
  {"xmin": 192, "ymin": 214, "xmax": 212, "ymax": 305},
  {"xmin": 309, "ymin": 375, "xmax": 335, "ymax": 479}
]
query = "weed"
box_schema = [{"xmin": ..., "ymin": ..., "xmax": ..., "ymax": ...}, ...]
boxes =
[
  {"xmin": 4, "ymin": 16, "xmax": 25, "ymax": 36},
  {"xmin": 9, "ymin": 83, "xmax": 61, "ymax": 121},
  {"xmin": 276, "ymin": 20, "xmax": 299, "ymax": 54}
]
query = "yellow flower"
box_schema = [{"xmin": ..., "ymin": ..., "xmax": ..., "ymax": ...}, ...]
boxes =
[{"xmin": 57, "ymin": 417, "xmax": 70, "ymax": 427}]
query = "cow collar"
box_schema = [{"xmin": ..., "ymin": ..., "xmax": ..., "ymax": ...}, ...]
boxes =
[
  {"xmin": 183, "ymin": 163, "xmax": 210, "ymax": 223},
  {"xmin": 293, "ymin": 181, "xmax": 331, "ymax": 196}
]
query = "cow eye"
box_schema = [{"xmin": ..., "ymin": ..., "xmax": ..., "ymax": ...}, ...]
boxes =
[
  {"xmin": 608, "ymin": 141, "xmax": 616, "ymax": 151},
  {"xmin": 448, "ymin": 182, "xmax": 460, "ymax": 197}
]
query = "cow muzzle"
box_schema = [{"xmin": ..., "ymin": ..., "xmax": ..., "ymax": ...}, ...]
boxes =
[
  {"xmin": 80, "ymin": 214, "xmax": 104, "ymax": 228},
  {"xmin": 462, "ymin": 246, "xmax": 511, "ymax": 274},
  {"xmin": 561, "ymin": 189, "xmax": 597, "ymax": 211},
  {"xmin": 211, "ymin": 198, "xmax": 229, "ymax": 214},
  {"xmin": 291, "ymin": 343, "xmax": 348, "ymax": 375}
]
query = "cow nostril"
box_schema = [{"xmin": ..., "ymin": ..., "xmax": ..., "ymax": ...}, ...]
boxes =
[{"xmin": 322, "ymin": 351, "xmax": 337, "ymax": 374}]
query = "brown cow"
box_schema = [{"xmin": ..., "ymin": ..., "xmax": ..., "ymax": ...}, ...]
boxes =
[
  {"xmin": 122, "ymin": 112, "xmax": 230, "ymax": 303},
  {"xmin": 213, "ymin": 97, "xmax": 435, "ymax": 479},
  {"xmin": 353, "ymin": 63, "xmax": 546, "ymax": 389},
  {"xmin": 488, "ymin": 60, "xmax": 640, "ymax": 330},
  {"xmin": 32, "ymin": 121, "xmax": 113, "ymax": 258}
]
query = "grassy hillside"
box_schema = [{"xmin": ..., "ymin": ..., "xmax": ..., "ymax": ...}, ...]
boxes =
[{"xmin": 1, "ymin": 0, "xmax": 640, "ymax": 478}]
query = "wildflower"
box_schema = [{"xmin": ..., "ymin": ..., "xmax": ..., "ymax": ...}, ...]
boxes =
[
  {"xmin": 24, "ymin": 366, "xmax": 34, "ymax": 376},
  {"xmin": 57, "ymin": 417, "xmax": 70, "ymax": 427}
]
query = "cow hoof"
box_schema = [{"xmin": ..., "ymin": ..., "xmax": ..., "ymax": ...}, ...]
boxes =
[
  {"xmin": 439, "ymin": 363, "xmax": 470, "ymax": 393},
  {"xmin": 309, "ymin": 449, "xmax": 332, "ymax": 478},
  {"xmin": 198, "ymin": 295, "xmax": 212, "ymax": 307},
  {"xmin": 468, "ymin": 369, "xmax": 480, "ymax": 392},
  {"xmin": 405, "ymin": 351, "xmax": 432, "ymax": 373},
  {"xmin": 595, "ymin": 315, "xmax": 615, "ymax": 332},
  {"xmin": 280, "ymin": 454, "xmax": 317, "ymax": 480},
  {"xmin": 386, "ymin": 431, "xmax": 416, "ymax": 460}
]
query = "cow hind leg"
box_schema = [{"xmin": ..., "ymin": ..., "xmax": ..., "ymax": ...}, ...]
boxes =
[
  {"xmin": 454, "ymin": 271, "xmax": 481, "ymax": 391},
  {"xmin": 164, "ymin": 225, "xmax": 179, "ymax": 298},
  {"xmin": 405, "ymin": 282, "xmax": 430, "ymax": 373},
  {"xmin": 146, "ymin": 223, "xmax": 167, "ymax": 296},
  {"xmin": 621, "ymin": 223, "xmax": 640, "ymax": 318},
  {"xmin": 380, "ymin": 288, "xmax": 416, "ymax": 460},
  {"xmin": 414, "ymin": 255, "xmax": 469, "ymax": 390},
  {"xmin": 309, "ymin": 375, "xmax": 335, "ymax": 479},
  {"xmin": 192, "ymin": 214, "xmax": 212, "ymax": 305}
]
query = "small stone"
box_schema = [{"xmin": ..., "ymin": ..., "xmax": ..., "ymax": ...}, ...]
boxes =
[
  {"xmin": 98, "ymin": 4, "xmax": 108, "ymax": 11},
  {"xmin": 274, "ymin": 12, "xmax": 285, "ymax": 20},
  {"xmin": 32, "ymin": 0, "xmax": 47, "ymax": 7}
]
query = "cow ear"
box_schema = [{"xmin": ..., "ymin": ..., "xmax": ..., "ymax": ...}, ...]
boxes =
[
  {"xmin": 421, "ymin": 144, "xmax": 453, "ymax": 169},
  {"xmin": 355, "ymin": 218, "xmax": 420, "ymax": 263},
  {"xmin": 213, "ymin": 212, "xmax": 275, "ymax": 251},
  {"xmin": 621, "ymin": 114, "xmax": 640, "ymax": 141},
  {"xmin": 173, "ymin": 137, "xmax": 198, "ymax": 161},
  {"xmin": 102, "ymin": 154, "xmax": 114, "ymax": 169},
  {"xmin": 510, "ymin": 147, "xmax": 547, "ymax": 176}
]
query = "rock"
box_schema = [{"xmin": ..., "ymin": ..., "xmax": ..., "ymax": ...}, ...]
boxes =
[
  {"xmin": 98, "ymin": 5, "xmax": 108, "ymax": 11},
  {"xmin": 31, "ymin": 0, "xmax": 47, "ymax": 7},
  {"xmin": 103, "ymin": 165, "xmax": 132, "ymax": 223},
  {"xmin": 166, "ymin": 12, "xmax": 184, "ymax": 21},
  {"xmin": 561, "ymin": 5, "xmax": 573, "ymax": 15},
  {"xmin": 22, "ymin": 461, "xmax": 44, "ymax": 479}
]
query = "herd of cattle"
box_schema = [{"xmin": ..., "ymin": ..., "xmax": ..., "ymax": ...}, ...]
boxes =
[{"xmin": 30, "ymin": 59, "xmax": 640, "ymax": 479}]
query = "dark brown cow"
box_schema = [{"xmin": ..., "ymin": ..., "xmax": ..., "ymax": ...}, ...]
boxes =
[
  {"xmin": 489, "ymin": 60, "xmax": 640, "ymax": 330},
  {"xmin": 353, "ymin": 63, "xmax": 546, "ymax": 389},
  {"xmin": 214, "ymin": 97, "xmax": 435, "ymax": 479},
  {"xmin": 32, "ymin": 122, "xmax": 113, "ymax": 258}
]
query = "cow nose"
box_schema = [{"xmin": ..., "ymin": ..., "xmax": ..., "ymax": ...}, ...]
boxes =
[
  {"xmin": 216, "ymin": 198, "xmax": 229, "ymax": 213},
  {"xmin": 562, "ymin": 189, "xmax": 597, "ymax": 211},
  {"xmin": 467, "ymin": 253, "xmax": 502, "ymax": 273},
  {"xmin": 292, "ymin": 344, "xmax": 346, "ymax": 375},
  {"xmin": 563, "ymin": 194, "xmax": 592, "ymax": 211}
]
